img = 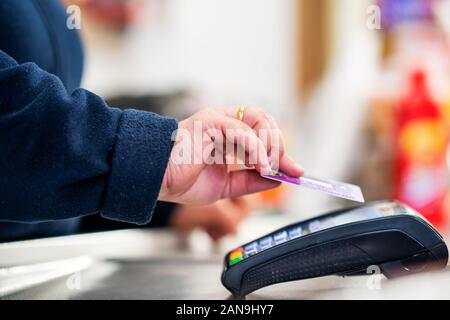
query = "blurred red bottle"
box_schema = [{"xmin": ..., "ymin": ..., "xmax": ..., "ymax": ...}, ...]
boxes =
[{"xmin": 393, "ymin": 70, "xmax": 449, "ymax": 229}]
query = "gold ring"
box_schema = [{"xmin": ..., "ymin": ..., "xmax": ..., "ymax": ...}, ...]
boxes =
[{"xmin": 237, "ymin": 106, "xmax": 246, "ymax": 122}]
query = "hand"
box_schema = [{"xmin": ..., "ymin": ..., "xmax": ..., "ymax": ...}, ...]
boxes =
[
  {"xmin": 158, "ymin": 107, "xmax": 303, "ymax": 205},
  {"xmin": 170, "ymin": 197, "xmax": 251, "ymax": 241}
]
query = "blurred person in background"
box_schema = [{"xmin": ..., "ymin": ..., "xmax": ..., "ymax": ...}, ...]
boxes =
[{"xmin": 0, "ymin": 0, "xmax": 302, "ymax": 242}]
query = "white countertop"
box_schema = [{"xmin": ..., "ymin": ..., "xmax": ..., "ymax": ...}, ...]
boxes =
[{"xmin": 1, "ymin": 215, "xmax": 449, "ymax": 300}]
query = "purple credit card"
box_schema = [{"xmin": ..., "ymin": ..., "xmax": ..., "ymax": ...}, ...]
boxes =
[{"xmin": 261, "ymin": 171, "xmax": 365, "ymax": 203}]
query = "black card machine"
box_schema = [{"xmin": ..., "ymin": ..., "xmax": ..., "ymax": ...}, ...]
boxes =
[{"xmin": 221, "ymin": 201, "xmax": 448, "ymax": 299}]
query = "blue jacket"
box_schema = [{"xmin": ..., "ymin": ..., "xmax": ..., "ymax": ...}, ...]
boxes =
[{"xmin": 0, "ymin": 0, "xmax": 178, "ymax": 241}]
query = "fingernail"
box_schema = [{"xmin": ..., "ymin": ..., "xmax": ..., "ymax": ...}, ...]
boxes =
[
  {"xmin": 260, "ymin": 166, "xmax": 272, "ymax": 176},
  {"xmin": 296, "ymin": 163, "xmax": 304, "ymax": 173},
  {"xmin": 259, "ymin": 166, "xmax": 271, "ymax": 175}
]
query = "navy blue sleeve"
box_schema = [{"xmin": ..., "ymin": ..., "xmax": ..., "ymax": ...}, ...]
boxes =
[{"xmin": 0, "ymin": 49, "xmax": 178, "ymax": 225}]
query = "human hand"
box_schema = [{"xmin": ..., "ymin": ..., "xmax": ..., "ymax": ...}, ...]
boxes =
[
  {"xmin": 170, "ymin": 197, "xmax": 251, "ymax": 241},
  {"xmin": 158, "ymin": 107, "xmax": 303, "ymax": 205}
]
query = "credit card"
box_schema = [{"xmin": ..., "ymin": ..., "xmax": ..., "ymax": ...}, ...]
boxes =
[{"xmin": 261, "ymin": 171, "xmax": 365, "ymax": 203}]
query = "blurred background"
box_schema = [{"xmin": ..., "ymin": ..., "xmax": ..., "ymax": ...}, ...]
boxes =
[
  {"xmin": 5, "ymin": 0, "xmax": 450, "ymax": 300},
  {"xmin": 69, "ymin": 0, "xmax": 450, "ymax": 239}
]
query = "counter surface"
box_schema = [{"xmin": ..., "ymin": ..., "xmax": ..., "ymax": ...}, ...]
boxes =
[{"xmin": 1, "ymin": 225, "xmax": 450, "ymax": 300}]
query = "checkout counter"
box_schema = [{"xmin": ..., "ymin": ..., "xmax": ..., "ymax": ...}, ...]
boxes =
[{"xmin": 1, "ymin": 213, "xmax": 450, "ymax": 300}]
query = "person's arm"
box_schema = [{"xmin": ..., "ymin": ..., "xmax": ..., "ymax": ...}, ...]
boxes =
[
  {"xmin": 0, "ymin": 49, "xmax": 177, "ymax": 224},
  {"xmin": 79, "ymin": 201, "xmax": 177, "ymax": 232}
]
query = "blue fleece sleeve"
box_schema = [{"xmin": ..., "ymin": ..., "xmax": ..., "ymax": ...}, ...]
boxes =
[{"xmin": 0, "ymin": 49, "xmax": 178, "ymax": 225}]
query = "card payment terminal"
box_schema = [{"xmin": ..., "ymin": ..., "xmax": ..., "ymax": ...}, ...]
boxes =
[{"xmin": 221, "ymin": 201, "xmax": 448, "ymax": 298}]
